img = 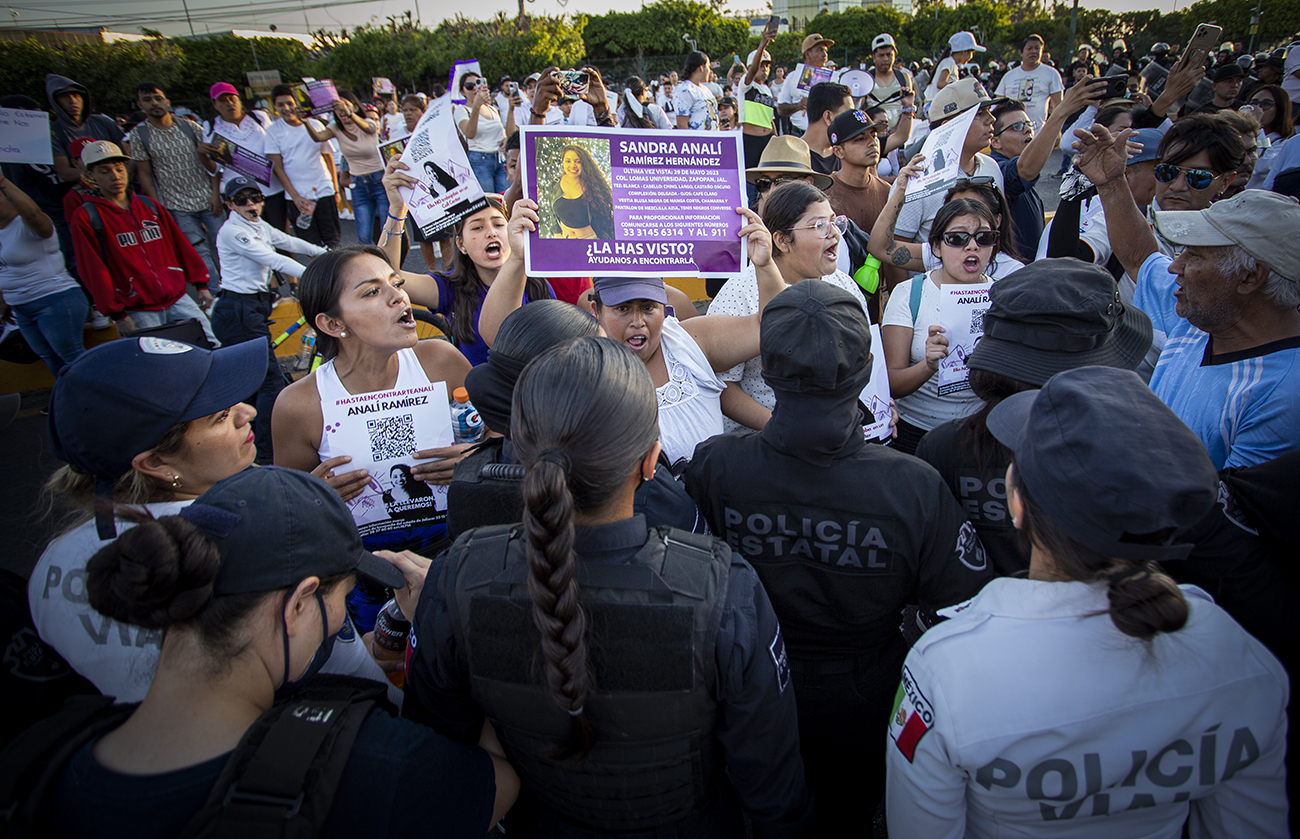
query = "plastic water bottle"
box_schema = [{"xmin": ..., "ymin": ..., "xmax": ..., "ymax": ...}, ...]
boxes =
[
  {"xmin": 294, "ymin": 328, "xmax": 316, "ymax": 370},
  {"xmin": 295, "ymin": 190, "xmax": 317, "ymax": 230},
  {"xmin": 451, "ymin": 387, "xmax": 485, "ymax": 444},
  {"xmin": 371, "ymin": 598, "xmax": 410, "ymax": 688}
]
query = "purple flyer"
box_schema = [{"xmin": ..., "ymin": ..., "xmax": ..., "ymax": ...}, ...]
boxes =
[
  {"xmin": 304, "ymin": 78, "xmax": 338, "ymax": 117},
  {"xmin": 211, "ymin": 133, "xmax": 273, "ymax": 187},
  {"xmin": 520, "ymin": 125, "xmax": 748, "ymax": 278}
]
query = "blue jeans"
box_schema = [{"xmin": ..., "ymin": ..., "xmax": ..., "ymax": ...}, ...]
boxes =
[
  {"xmin": 468, "ymin": 150, "xmax": 509, "ymax": 194},
  {"xmin": 171, "ymin": 208, "xmax": 224, "ymax": 291},
  {"xmin": 349, "ymin": 170, "xmax": 390, "ymax": 245},
  {"xmin": 11, "ymin": 286, "xmax": 88, "ymax": 376}
]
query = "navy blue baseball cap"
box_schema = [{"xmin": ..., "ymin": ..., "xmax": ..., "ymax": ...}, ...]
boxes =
[
  {"xmin": 48, "ymin": 337, "xmax": 268, "ymax": 535},
  {"xmin": 222, "ymin": 175, "xmax": 262, "ymax": 200},
  {"xmin": 181, "ymin": 467, "xmax": 407, "ymax": 593},
  {"xmin": 1126, "ymin": 128, "xmax": 1166, "ymax": 166},
  {"xmin": 987, "ymin": 366, "xmax": 1217, "ymax": 562},
  {"xmin": 592, "ymin": 276, "xmax": 668, "ymax": 307}
]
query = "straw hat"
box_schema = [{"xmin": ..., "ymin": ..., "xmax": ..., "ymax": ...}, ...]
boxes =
[{"xmin": 745, "ymin": 136, "xmax": 833, "ymax": 190}]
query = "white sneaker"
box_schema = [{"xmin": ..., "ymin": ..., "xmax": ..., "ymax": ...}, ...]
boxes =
[
  {"xmin": 90, "ymin": 309, "xmax": 112, "ymax": 330},
  {"xmin": 340, "ymin": 209, "xmax": 355, "ymax": 220}
]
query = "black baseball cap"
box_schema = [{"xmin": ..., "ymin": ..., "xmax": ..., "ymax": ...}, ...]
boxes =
[
  {"xmin": 986, "ymin": 367, "xmax": 1218, "ymax": 562},
  {"xmin": 760, "ymin": 281, "xmax": 871, "ymax": 393},
  {"xmin": 1212, "ymin": 63, "xmax": 1246, "ymax": 82},
  {"xmin": 181, "ymin": 466, "xmax": 407, "ymax": 593},
  {"xmin": 828, "ymin": 109, "xmax": 875, "ymax": 147},
  {"xmin": 222, "ymin": 175, "xmax": 262, "ymax": 200},
  {"xmin": 967, "ymin": 258, "xmax": 1152, "ymax": 387}
]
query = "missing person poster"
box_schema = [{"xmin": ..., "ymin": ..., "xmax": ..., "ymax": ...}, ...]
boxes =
[
  {"xmin": 210, "ymin": 133, "xmax": 273, "ymax": 186},
  {"xmin": 520, "ymin": 125, "xmax": 747, "ymax": 278},
  {"xmin": 935, "ymin": 280, "xmax": 993, "ymax": 395},
  {"xmin": 298, "ymin": 78, "xmax": 339, "ymax": 117},
  {"xmin": 373, "ymin": 77, "xmax": 396, "ymax": 96},
  {"xmin": 397, "ymin": 92, "xmax": 488, "ymax": 239},
  {"xmin": 322, "ymin": 380, "xmax": 453, "ymax": 548},
  {"xmin": 860, "ymin": 325, "xmax": 891, "ymax": 441},
  {"xmin": 449, "ymin": 59, "xmax": 482, "ymax": 104},
  {"xmin": 904, "ymin": 104, "xmax": 979, "ymax": 203},
  {"xmin": 794, "ymin": 64, "xmax": 833, "ymax": 93}
]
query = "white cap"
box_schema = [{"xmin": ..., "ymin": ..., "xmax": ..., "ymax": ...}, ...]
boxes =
[
  {"xmin": 747, "ymin": 49, "xmax": 772, "ymax": 65},
  {"xmin": 1286, "ymin": 43, "xmax": 1300, "ymax": 77},
  {"xmin": 872, "ymin": 33, "xmax": 896, "ymax": 51},
  {"xmin": 949, "ymin": 31, "xmax": 986, "ymax": 53}
]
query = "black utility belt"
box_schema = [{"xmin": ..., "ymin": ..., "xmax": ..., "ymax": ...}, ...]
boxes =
[{"xmin": 221, "ymin": 289, "xmax": 278, "ymax": 301}]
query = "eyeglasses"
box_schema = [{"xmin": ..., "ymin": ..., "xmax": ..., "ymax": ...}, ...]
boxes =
[
  {"xmin": 941, "ymin": 230, "xmax": 999, "ymax": 248},
  {"xmin": 232, "ymin": 193, "xmax": 264, "ymax": 206},
  {"xmin": 1246, "ymin": 99, "xmax": 1277, "ymax": 110},
  {"xmin": 790, "ymin": 215, "xmax": 849, "ymax": 238},
  {"xmin": 754, "ymin": 175, "xmax": 800, "ymax": 193},
  {"xmin": 1153, "ymin": 163, "xmax": 1221, "ymax": 191},
  {"xmin": 952, "ymin": 176, "xmax": 995, "ymax": 189},
  {"xmin": 993, "ymin": 120, "xmax": 1032, "ymax": 136}
]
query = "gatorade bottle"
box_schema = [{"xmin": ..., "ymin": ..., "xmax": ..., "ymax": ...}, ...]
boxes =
[
  {"xmin": 450, "ymin": 387, "xmax": 485, "ymax": 445},
  {"xmin": 371, "ymin": 599, "xmax": 410, "ymax": 688}
]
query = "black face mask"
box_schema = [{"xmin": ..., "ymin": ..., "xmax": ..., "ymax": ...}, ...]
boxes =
[{"xmin": 275, "ymin": 590, "xmax": 338, "ymax": 698}]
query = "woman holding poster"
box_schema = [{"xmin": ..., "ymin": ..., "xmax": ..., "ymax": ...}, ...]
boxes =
[
  {"xmin": 546, "ymin": 144, "xmax": 614, "ymax": 239},
  {"xmin": 880, "ymin": 195, "xmax": 1001, "ymax": 455},
  {"xmin": 272, "ymin": 244, "xmax": 472, "ymax": 558}
]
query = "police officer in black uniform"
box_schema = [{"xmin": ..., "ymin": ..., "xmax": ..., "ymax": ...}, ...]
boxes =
[
  {"xmin": 394, "ymin": 336, "xmax": 815, "ymax": 839},
  {"xmin": 447, "ymin": 299, "xmax": 706, "ymax": 539},
  {"xmin": 683, "ymin": 281, "xmax": 992, "ymax": 833}
]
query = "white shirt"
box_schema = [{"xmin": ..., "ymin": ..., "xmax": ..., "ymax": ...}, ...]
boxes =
[
  {"xmin": 881, "ymin": 272, "xmax": 991, "ymax": 431},
  {"xmin": 0, "ymin": 215, "xmax": 79, "ymax": 305},
  {"xmin": 216, "ymin": 211, "xmax": 325, "ymax": 294},
  {"xmin": 203, "ymin": 111, "xmax": 283, "ymax": 195},
  {"xmin": 656, "ymin": 87, "xmax": 676, "ymax": 115},
  {"xmin": 453, "ymin": 103, "xmax": 505, "ymax": 153},
  {"xmin": 382, "ymin": 112, "xmax": 406, "ymax": 140},
  {"xmin": 656, "ymin": 316, "xmax": 725, "ymax": 467},
  {"xmin": 778, "ymin": 67, "xmax": 819, "ymax": 132},
  {"xmin": 28, "ymin": 502, "xmax": 401, "ymax": 706},
  {"xmin": 709, "ymin": 267, "xmax": 867, "ymax": 432},
  {"xmin": 886, "ymin": 579, "xmax": 1288, "ymax": 838},
  {"xmin": 994, "ymin": 63, "xmax": 1064, "ymax": 128},
  {"xmin": 264, "ymin": 117, "xmax": 335, "ymax": 199},
  {"xmin": 569, "ymin": 93, "xmax": 620, "ymax": 127},
  {"xmin": 924, "ymin": 57, "xmax": 960, "ymax": 109},
  {"xmin": 674, "ymin": 80, "xmax": 718, "ymax": 131},
  {"xmin": 514, "ymin": 101, "xmax": 564, "ymax": 128},
  {"xmin": 894, "ymin": 153, "xmax": 1004, "ymax": 245}
]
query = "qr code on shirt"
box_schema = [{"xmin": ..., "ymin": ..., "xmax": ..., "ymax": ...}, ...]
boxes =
[
  {"xmin": 367, "ymin": 414, "xmax": 416, "ymax": 462},
  {"xmin": 971, "ymin": 307, "xmax": 987, "ymax": 334}
]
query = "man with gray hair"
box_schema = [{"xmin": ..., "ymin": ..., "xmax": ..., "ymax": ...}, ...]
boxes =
[{"xmin": 1076, "ymin": 122, "xmax": 1300, "ymax": 469}]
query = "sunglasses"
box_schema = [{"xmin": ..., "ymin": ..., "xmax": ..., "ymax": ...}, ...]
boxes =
[
  {"xmin": 790, "ymin": 215, "xmax": 849, "ymax": 239},
  {"xmin": 232, "ymin": 192, "xmax": 265, "ymax": 206},
  {"xmin": 1246, "ymin": 99, "xmax": 1277, "ymax": 110},
  {"xmin": 993, "ymin": 120, "xmax": 1032, "ymax": 136},
  {"xmin": 952, "ymin": 176, "xmax": 996, "ymax": 189},
  {"xmin": 941, "ymin": 230, "xmax": 999, "ymax": 248},
  {"xmin": 754, "ymin": 175, "xmax": 800, "ymax": 193},
  {"xmin": 1154, "ymin": 163, "xmax": 1221, "ymax": 191}
]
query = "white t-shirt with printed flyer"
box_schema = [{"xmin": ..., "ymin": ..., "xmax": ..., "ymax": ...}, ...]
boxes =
[{"xmin": 994, "ymin": 63, "xmax": 1063, "ymax": 128}]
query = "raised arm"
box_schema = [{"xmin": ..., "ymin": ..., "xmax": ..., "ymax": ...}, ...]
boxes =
[
  {"xmin": 745, "ymin": 32, "xmax": 775, "ymax": 86},
  {"xmin": 301, "ymin": 113, "xmax": 335, "ymax": 144},
  {"xmin": 458, "ymin": 92, "xmax": 487, "ymax": 139},
  {"xmin": 0, "ymin": 173, "xmax": 54, "ymax": 239},
  {"xmin": 682, "ymin": 208, "xmax": 782, "ymax": 371},
  {"xmin": 869, "ymin": 154, "xmax": 927, "ymax": 273},
  {"xmin": 477, "ymin": 198, "xmax": 536, "ymax": 348},
  {"xmin": 1073, "ymin": 124, "xmax": 1159, "ymax": 280},
  {"xmin": 884, "ymin": 89, "xmax": 916, "ymax": 155},
  {"xmin": 1145, "ymin": 51, "xmax": 1206, "ymax": 124},
  {"xmin": 1018, "ymin": 77, "xmax": 1106, "ymax": 182},
  {"xmin": 378, "ymin": 155, "xmax": 443, "ymax": 306}
]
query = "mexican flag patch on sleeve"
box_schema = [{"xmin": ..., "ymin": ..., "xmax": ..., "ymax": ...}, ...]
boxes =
[{"xmin": 890, "ymin": 665, "xmax": 934, "ymax": 762}]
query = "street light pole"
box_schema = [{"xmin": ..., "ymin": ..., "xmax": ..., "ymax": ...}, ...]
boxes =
[
  {"xmin": 1249, "ymin": 2, "xmax": 1262, "ymax": 55},
  {"xmin": 181, "ymin": 0, "xmax": 195, "ymax": 35},
  {"xmin": 1069, "ymin": 0, "xmax": 1079, "ymax": 56}
]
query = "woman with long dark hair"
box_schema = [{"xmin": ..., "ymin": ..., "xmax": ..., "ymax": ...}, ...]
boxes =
[
  {"xmin": 382, "ymin": 336, "xmax": 814, "ymax": 838},
  {"xmin": 546, "ymin": 144, "xmax": 614, "ymax": 240},
  {"xmin": 618, "ymin": 76, "xmax": 672, "ymax": 130},
  {"xmin": 455, "ymin": 71, "xmax": 510, "ymax": 194},
  {"xmin": 304, "ymin": 89, "xmax": 388, "ymax": 244},
  {"xmin": 675, "ymin": 51, "xmax": 719, "ymax": 130},
  {"xmin": 887, "ymin": 367, "xmax": 1287, "ymax": 837},
  {"xmin": 377, "ymin": 157, "xmax": 555, "ymax": 365},
  {"xmin": 1246, "ymin": 83, "xmax": 1294, "ymax": 189}
]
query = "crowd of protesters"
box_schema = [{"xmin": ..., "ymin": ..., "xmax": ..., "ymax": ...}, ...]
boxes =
[{"xmin": 1, "ymin": 24, "xmax": 1299, "ymax": 839}]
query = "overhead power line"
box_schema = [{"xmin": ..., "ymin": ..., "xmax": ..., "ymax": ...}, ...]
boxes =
[{"xmin": 6, "ymin": 0, "xmax": 395, "ymax": 30}]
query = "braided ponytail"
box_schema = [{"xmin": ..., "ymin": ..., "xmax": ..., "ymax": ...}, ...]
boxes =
[
  {"xmin": 511, "ymin": 336, "xmax": 661, "ymax": 760},
  {"xmin": 521, "ymin": 454, "xmax": 594, "ymax": 757}
]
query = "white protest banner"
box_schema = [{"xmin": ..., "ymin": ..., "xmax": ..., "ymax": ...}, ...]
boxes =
[
  {"xmin": 397, "ymin": 92, "xmax": 488, "ymax": 240},
  {"xmin": 860, "ymin": 324, "xmax": 892, "ymax": 441},
  {"xmin": 449, "ymin": 59, "xmax": 482, "ymax": 104},
  {"xmin": 935, "ymin": 280, "xmax": 993, "ymax": 395},
  {"xmin": 0, "ymin": 109, "xmax": 52, "ymax": 165},
  {"xmin": 323, "ymin": 380, "xmax": 453, "ymax": 546},
  {"xmin": 904, "ymin": 104, "xmax": 978, "ymax": 203}
]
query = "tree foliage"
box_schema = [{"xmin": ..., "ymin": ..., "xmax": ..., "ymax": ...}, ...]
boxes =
[{"xmin": 584, "ymin": 0, "xmax": 750, "ymax": 60}]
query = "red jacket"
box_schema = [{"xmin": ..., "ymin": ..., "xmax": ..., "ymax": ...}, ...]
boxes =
[{"xmin": 70, "ymin": 193, "xmax": 209, "ymax": 318}]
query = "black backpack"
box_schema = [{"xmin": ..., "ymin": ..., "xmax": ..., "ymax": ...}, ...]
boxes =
[{"xmin": 0, "ymin": 675, "xmax": 392, "ymax": 839}]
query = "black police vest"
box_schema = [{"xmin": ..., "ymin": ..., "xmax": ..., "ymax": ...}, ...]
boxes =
[
  {"xmin": 446, "ymin": 439, "xmax": 522, "ymax": 541},
  {"xmin": 446, "ymin": 524, "xmax": 732, "ymax": 832}
]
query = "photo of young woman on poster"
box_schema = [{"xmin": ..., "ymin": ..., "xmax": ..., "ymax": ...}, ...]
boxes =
[{"xmin": 541, "ymin": 141, "xmax": 615, "ymax": 239}]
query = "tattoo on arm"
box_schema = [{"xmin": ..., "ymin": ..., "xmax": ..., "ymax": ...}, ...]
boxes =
[{"xmin": 890, "ymin": 247, "xmax": 913, "ymax": 266}]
